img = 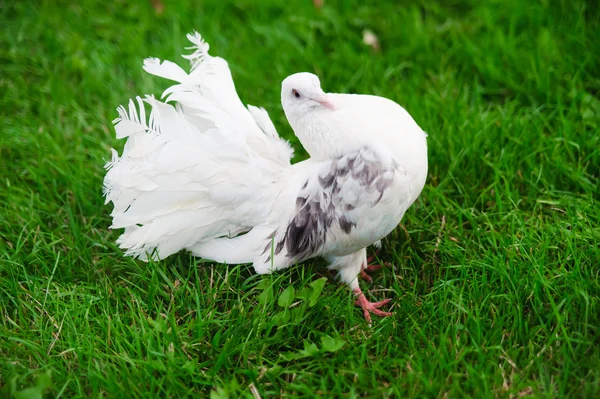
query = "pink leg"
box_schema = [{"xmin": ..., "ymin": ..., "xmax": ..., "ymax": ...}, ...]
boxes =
[
  {"xmin": 359, "ymin": 254, "xmax": 391, "ymax": 282},
  {"xmin": 353, "ymin": 287, "xmax": 392, "ymax": 323},
  {"xmin": 360, "ymin": 269, "xmax": 373, "ymax": 283}
]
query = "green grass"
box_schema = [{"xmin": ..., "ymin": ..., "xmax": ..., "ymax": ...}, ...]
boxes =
[{"xmin": 1, "ymin": 0, "xmax": 599, "ymax": 397}]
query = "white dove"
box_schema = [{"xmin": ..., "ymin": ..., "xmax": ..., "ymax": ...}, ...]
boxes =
[{"xmin": 103, "ymin": 32, "xmax": 428, "ymax": 322}]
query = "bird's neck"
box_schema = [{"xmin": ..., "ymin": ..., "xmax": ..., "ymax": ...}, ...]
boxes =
[
  {"xmin": 293, "ymin": 109, "xmax": 426, "ymax": 155},
  {"xmin": 292, "ymin": 110, "xmax": 364, "ymax": 161}
]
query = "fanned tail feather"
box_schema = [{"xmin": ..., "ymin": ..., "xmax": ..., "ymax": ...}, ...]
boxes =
[{"xmin": 104, "ymin": 32, "xmax": 292, "ymax": 261}]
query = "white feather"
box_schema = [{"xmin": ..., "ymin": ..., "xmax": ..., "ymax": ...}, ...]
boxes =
[{"xmin": 142, "ymin": 58, "xmax": 189, "ymax": 83}]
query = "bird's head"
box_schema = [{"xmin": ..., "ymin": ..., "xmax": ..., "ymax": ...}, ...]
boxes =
[{"xmin": 281, "ymin": 72, "xmax": 335, "ymax": 125}]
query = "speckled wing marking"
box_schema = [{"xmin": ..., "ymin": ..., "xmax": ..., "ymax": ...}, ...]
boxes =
[{"xmin": 268, "ymin": 147, "xmax": 397, "ymax": 263}]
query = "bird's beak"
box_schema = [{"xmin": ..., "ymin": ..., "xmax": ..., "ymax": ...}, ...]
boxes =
[{"xmin": 313, "ymin": 94, "xmax": 335, "ymax": 110}]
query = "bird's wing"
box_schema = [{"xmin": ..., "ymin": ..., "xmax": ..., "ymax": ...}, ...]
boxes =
[{"xmin": 252, "ymin": 147, "xmax": 413, "ymax": 274}]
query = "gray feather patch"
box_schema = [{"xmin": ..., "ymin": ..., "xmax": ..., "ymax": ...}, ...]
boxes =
[{"xmin": 272, "ymin": 147, "xmax": 397, "ymax": 261}]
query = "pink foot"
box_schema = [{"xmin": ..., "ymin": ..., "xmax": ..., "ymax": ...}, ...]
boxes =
[{"xmin": 353, "ymin": 288, "xmax": 392, "ymax": 323}]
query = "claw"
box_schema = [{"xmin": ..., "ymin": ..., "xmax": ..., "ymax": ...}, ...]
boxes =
[{"xmin": 353, "ymin": 288, "xmax": 392, "ymax": 323}]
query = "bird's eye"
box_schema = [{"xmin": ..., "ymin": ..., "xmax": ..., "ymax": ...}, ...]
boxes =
[{"xmin": 292, "ymin": 89, "xmax": 301, "ymax": 99}]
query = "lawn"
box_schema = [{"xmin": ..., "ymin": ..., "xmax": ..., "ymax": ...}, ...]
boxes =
[{"xmin": 1, "ymin": 0, "xmax": 599, "ymax": 397}]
